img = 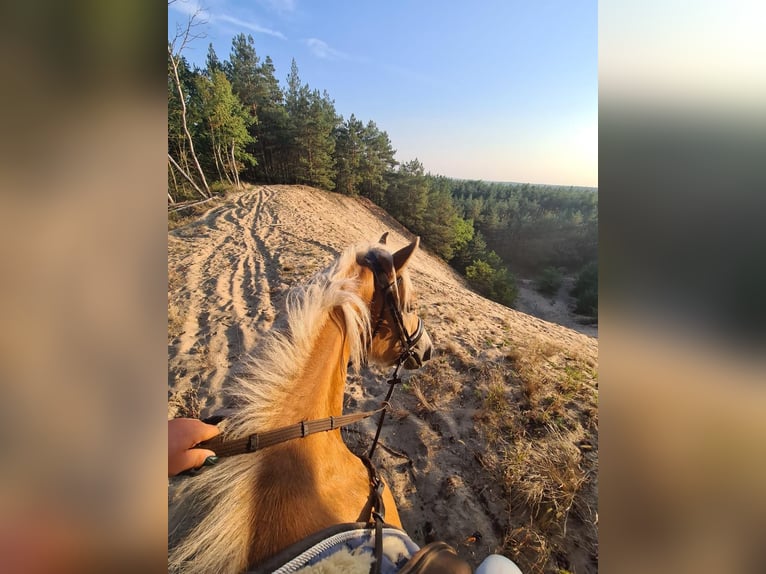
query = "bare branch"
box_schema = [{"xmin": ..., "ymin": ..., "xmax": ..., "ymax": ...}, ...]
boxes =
[{"xmin": 168, "ymin": 1, "xmax": 208, "ymax": 56}]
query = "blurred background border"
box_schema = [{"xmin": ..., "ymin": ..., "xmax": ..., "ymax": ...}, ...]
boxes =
[{"xmin": 0, "ymin": 1, "xmax": 764, "ymax": 572}]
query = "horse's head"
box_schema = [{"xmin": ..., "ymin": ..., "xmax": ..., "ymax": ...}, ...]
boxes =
[{"xmin": 358, "ymin": 233, "xmax": 433, "ymax": 370}]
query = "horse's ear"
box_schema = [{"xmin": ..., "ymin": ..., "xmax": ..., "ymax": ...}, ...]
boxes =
[
  {"xmin": 392, "ymin": 237, "xmax": 419, "ymax": 272},
  {"xmin": 378, "ymin": 232, "xmax": 389, "ymax": 245}
]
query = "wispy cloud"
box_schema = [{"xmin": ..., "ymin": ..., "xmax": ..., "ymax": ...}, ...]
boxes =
[
  {"xmin": 168, "ymin": 0, "xmax": 209, "ymax": 20},
  {"xmin": 305, "ymin": 38, "xmax": 351, "ymax": 60},
  {"xmin": 169, "ymin": 0, "xmax": 287, "ymax": 40},
  {"xmin": 216, "ymin": 14, "xmax": 286, "ymax": 39}
]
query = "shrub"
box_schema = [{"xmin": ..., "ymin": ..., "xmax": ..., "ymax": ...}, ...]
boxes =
[
  {"xmin": 466, "ymin": 259, "xmax": 518, "ymax": 308},
  {"xmin": 466, "ymin": 259, "xmax": 495, "ymax": 294},
  {"xmin": 571, "ymin": 261, "xmax": 598, "ymax": 317},
  {"xmin": 210, "ymin": 180, "xmax": 234, "ymax": 195},
  {"xmin": 535, "ymin": 266, "xmax": 563, "ymax": 297}
]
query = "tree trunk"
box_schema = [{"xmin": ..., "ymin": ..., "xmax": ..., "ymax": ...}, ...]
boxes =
[
  {"xmin": 218, "ymin": 145, "xmax": 233, "ymax": 185},
  {"xmin": 168, "ymin": 157, "xmax": 179, "ymax": 202},
  {"xmin": 230, "ymin": 141, "xmax": 241, "ymax": 189},
  {"xmin": 258, "ymin": 134, "xmax": 275, "ymax": 183},
  {"xmin": 209, "ymin": 127, "xmax": 224, "ymax": 183},
  {"xmin": 168, "ymin": 153, "xmax": 206, "ymax": 199},
  {"xmin": 168, "ymin": 46, "xmax": 210, "ymax": 197}
]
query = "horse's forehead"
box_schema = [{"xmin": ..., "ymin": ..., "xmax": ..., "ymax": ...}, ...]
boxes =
[
  {"xmin": 355, "ymin": 247, "xmax": 394, "ymax": 286},
  {"xmin": 365, "ymin": 246, "xmax": 394, "ymax": 272}
]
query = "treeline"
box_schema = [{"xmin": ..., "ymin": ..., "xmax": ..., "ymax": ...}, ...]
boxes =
[
  {"xmin": 451, "ymin": 181, "xmax": 597, "ymax": 274},
  {"xmin": 168, "ymin": 33, "xmax": 597, "ymax": 314}
]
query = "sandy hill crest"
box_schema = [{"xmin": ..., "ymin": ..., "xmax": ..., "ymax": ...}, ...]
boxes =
[{"xmin": 168, "ymin": 184, "xmax": 598, "ymax": 573}]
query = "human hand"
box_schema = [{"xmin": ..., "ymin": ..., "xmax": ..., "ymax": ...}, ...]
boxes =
[{"xmin": 168, "ymin": 418, "xmax": 220, "ymax": 477}]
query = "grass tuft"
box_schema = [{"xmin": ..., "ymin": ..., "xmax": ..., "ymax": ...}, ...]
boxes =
[{"xmin": 474, "ymin": 336, "xmax": 598, "ymax": 573}]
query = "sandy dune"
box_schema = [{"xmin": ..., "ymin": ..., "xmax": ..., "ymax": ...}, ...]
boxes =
[{"xmin": 168, "ymin": 185, "xmax": 598, "ymax": 572}]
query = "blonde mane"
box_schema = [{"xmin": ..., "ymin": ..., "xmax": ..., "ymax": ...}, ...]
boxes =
[{"xmin": 169, "ymin": 241, "xmax": 411, "ymax": 574}]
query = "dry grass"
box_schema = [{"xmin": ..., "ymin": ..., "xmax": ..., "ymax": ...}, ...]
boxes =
[
  {"xmin": 410, "ymin": 381, "xmax": 436, "ymax": 414},
  {"xmin": 169, "ymin": 383, "xmax": 203, "ymax": 419},
  {"xmin": 474, "ymin": 337, "xmax": 598, "ymax": 573},
  {"xmin": 168, "ymin": 195, "xmax": 228, "ymax": 231},
  {"xmin": 405, "ymin": 356, "xmax": 461, "ymax": 410},
  {"xmin": 502, "ymin": 430, "xmax": 587, "ymax": 529},
  {"xmin": 168, "ymin": 302, "xmax": 185, "ymax": 343},
  {"xmin": 442, "ymin": 339, "xmax": 462, "ymax": 356},
  {"xmin": 438, "ymin": 340, "xmax": 474, "ymax": 375}
]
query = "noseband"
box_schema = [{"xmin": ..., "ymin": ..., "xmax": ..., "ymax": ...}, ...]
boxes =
[{"xmin": 364, "ymin": 252, "xmax": 424, "ymax": 369}]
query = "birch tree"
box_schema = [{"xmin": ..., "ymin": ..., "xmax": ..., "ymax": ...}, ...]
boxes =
[
  {"xmin": 196, "ymin": 70, "xmax": 256, "ymax": 189},
  {"xmin": 167, "ymin": 1, "xmax": 210, "ymax": 199}
]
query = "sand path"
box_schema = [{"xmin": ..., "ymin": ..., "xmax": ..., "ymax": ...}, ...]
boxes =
[{"xmin": 168, "ymin": 185, "xmax": 598, "ymax": 570}]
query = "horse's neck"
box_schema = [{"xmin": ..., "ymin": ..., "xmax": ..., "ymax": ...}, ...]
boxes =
[
  {"xmin": 248, "ymin": 308, "xmax": 371, "ymax": 564},
  {"xmin": 282, "ymin": 308, "xmax": 349, "ymax": 421}
]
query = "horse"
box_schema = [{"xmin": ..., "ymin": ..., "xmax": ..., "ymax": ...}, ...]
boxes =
[{"xmin": 169, "ymin": 234, "xmax": 441, "ymax": 574}]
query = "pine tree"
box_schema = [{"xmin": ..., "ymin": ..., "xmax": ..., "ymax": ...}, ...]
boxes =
[
  {"xmin": 333, "ymin": 114, "xmax": 364, "ymax": 195},
  {"xmin": 226, "ymin": 34, "xmax": 260, "ymax": 113},
  {"xmin": 383, "ymin": 159, "xmax": 428, "ymax": 231},
  {"xmin": 358, "ymin": 120, "xmax": 397, "ymax": 202},
  {"xmin": 206, "ymin": 43, "xmax": 221, "ymax": 75},
  {"xmin": 252, "ymin": 56, "xmax": 289, "ymax": 182},
  {"xmin": 224, "ymin": 34, "xmax": 263, "ymax": 180},
  {"xmin": 283, "ymin": 59, "xmax": 307, "ymax": 183},
  {"xmin": 284, "ymin": 61, "xmax": 338, "ymax": 189}
]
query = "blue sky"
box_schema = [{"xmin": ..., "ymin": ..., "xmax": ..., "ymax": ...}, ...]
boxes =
[{"xmin": 169, "ymin": 0, "xmax": 597, "ymax": 187}]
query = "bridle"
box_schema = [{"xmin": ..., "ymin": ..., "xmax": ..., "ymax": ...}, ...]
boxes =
[
  {"xmin": 364, "ymin": 250, "xmax": 425, "ymax": 371},
  {"xmin": 189, "ymin": 249, "xmax": 427, "ymax": 574}
]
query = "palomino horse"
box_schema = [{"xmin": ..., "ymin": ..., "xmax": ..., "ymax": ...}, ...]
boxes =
[{"xmin": 169, "ymin": 234, "xmax": 442, "ymax": 574}]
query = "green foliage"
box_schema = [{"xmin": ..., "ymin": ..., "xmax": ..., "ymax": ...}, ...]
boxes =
[
  {"xmin": 225, "ymin": 35, "xmax": 289, "ymax": 182},
  {"xmin": 451, "ymin": 217, "xmax": 474, "ymax": 256},
  {"xmin": 358, "ymin": 121, "xmax": 397, "ymax": 202},
  {"xmin": 535, "ymin": 266, "xmax": 564, "ymax": 297},
  {"xmin": 167, "ymin": 34, "xmax": 596, "ymax": 317},
  {"xmin": 195, "ymin": 69, "xmax": 256, "ymax": 184},
  {"xmin": 206, "ymin": 43, "xmax": 222, "ymax": 74},
  {"xmin": 452, "ymin": 231, "xmax": 488, "ymax": 273},
  {"xmin": 466, "ymin": 259, "xmax": 518, "ymax": 307},
  {"xmin": 333, "ymin": 114, "xmax": 363, "ymax": 195},
  {"xmin": 209, "ymin": 181, "xmax": 232, "ymax": 195},
  {"xmin": 226, "ymin": 34, "xmax": 261, "ymax": 110},
  {"xmin": 284, "ymin": 61, "xmax": 338, "ymax": 189},
  {"xmin": 383, "ymin": 161, "xmax": 427, "ymax": 231},
  {"xmin": 382, "ymin": 163, "xmax": 475, "ymax": 261},
  {"xmin": 465, "ymin": 260, "xmax": 495, "ymax": 293},
  {"xmin": 571, "ymin": 261, "xmax": 598, "ymax": 317},
  {"xmin": 450, "ymin": 180, "xmax": 598, "ymax": 274},
  {"xmin": 251, "ymin": 55, "xmax": 290, "ymax": 182}
]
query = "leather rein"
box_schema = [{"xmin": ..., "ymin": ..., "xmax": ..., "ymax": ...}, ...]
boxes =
[{"xmin": 196, "ymin": 253, "xmax": 421, "ymax": 458}]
